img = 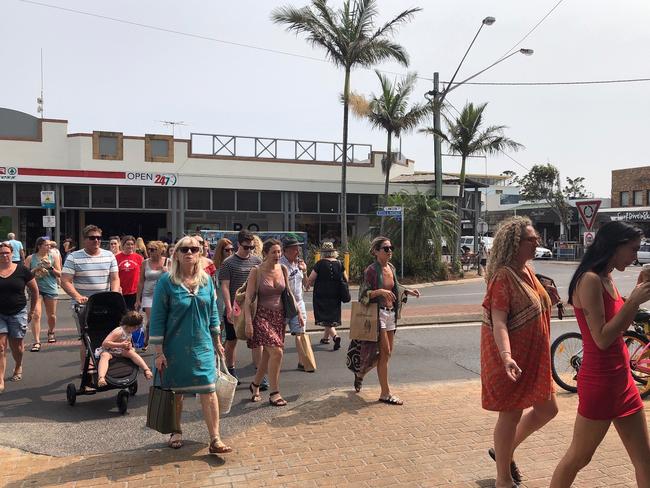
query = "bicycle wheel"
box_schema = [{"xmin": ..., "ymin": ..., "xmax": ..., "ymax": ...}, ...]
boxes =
[
  {"xmin": 551, "ymin": 332, "xmax": 583, "ymax": 393},
  {"xmin": 623, "ymin": 330, "xmax": 650, "ymax": 398},
  {"xmin": 637, "ymin": 350, "xmax": 650, "ymax": 399}
]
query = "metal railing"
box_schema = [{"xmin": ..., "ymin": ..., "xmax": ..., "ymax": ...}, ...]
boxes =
[{"xmin": 190, "ymin": 133, "xmax": 372, "ymax": 163}]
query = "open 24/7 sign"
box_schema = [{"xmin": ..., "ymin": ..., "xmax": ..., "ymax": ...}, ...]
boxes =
[{"xmin": 576, "ymin": 200, "xmax": 601, "ymax": 230}]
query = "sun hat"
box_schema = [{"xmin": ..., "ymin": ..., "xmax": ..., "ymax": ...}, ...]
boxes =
[
  {"xmin": 282, "ymin": 236, "xmax": 301, "ymax": 249},
  {"xmin": 320, "ymin": 241, "xmax": 338, "ymax": 258}
]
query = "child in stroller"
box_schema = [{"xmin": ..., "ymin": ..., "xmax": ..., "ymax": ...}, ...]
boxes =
[{"xmin": 96, "ymin": 311, "xmax": 152, "ymax": 387}]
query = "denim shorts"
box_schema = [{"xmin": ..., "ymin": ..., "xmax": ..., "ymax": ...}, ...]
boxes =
[
  {"xmin": 288, "ymin": 300, "xmax": 307, "ymax": 335},
  {"xmin": 0, "ymin": 308, "xmax": 28, "ymax": 339},
  {"xmin": 40, "ymin": 292, "xmax": 58, "ymax": 300}
]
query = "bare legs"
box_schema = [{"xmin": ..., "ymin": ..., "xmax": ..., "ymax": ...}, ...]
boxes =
[
  {"xmin": 377, "ymin": 329, "xmax": 395, "ymax": 398},
  {"xmin": 252, "ymin": 345, "xmax": 285, "ymax": 403},
  {"xmin": 494, "ymin": 397, "xmax": 558, "ymax": 488},
  {"xmin": 32, "ymin": 296, "xmax": 57, "ymax": 346},
  {"xmin": 30, "ymin": 294, "xmax": 42, "ymax": 346},
  {"xmin": 0, "ymin": 334, "xmax": 7, "ymax": 391},
  {"xmin": 0, "ymin": 334, "xmax": 22, "ymax": 391},
  {"xmin": 224, "ymin": 339, "xmax": 237, "ymax": 370},
  {"xmin": 8, "ymin": 337, "xmax": 23, "ymax": 379},
  {"xmin": 143, "ymin": 308, "xmax": 152, "ymax": 347},
  {"xmin": 551, "ymin": 410, "xmax": 650, "ymax": 487},
  {"xmin": 98, "ymin": 350, "xmax": 152, "ymax": 386}
]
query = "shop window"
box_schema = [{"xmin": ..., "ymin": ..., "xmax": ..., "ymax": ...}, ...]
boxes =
[
  {"xmin": 298, "ymin": 192, "xmax": 318, "ymax": 213},
  {"xmin": 92, "ymin": 186, "xmax": 117, "ymax": 208},
  {"xmin": 145, "ymin": 134, "xmax": 174, "ymax": 163},
  {"xmin": 0, "ymin": 183, "xmax": 13, "ymax": 205},
  {"xmin": 92, "ymin": 131, "xmax": 123, "ymax": 160},
  {"xmin": 213, "ymin": 189, "xmax": 235, "ymax": 210},
  {"xmin": 145, "ymin": 187, "xmax": 168, "ymax": 209},
  {"xmin": 64, "ymin": 185, "xmax": 89, "ymax": 208},
  {"xmin": 320, "ymin": 193, "xmax": 339, "ymax": 213},
  {"xmin": 360, "ymin": 194, "xmax": 379, "ymax": 214},
  {"xmin": 188, "ymin": 188, "xmax": 211, "ymax": 210},
  {"xmin": 118, "ymin": 186, "xmax": 143, "ymax": 208},
  {"xmin": 346, "ymin": 194, "xmax": 359, "ymax": 214},
  {"xmin": 15, "ymin": 183, "xmax": 41, "ymax": 207},
  {"xmin": 237, "ymin": 190, "xmax": 259, "ymax": 211},
  {"xmin": 620, "ymin": 191, "xmax": 630, "ymax": 206},
  {"xmin": 260, "ymin": 191, "xmax": 282, "ymax": 212},
  {"xmin": 634, "ymin": 190, "xmax": 643, "ymax": 206}
]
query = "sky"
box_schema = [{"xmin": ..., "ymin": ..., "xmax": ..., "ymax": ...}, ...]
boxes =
[{"xmin": 2, "ymin": 0, "xmax": 650, "ymax": 198}]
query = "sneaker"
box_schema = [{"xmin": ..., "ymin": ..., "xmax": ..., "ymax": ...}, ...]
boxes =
[
  {"xmin": 259, "ymin": 376, "xmax": 269, "ymax": 391},
  {"xmin": 228, "ymin": 367, "xmax": 242, "ymax": 386}
]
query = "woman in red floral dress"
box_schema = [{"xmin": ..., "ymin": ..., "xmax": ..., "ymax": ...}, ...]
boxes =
[{"xmin": 481, "ymin": 217, "xmax": 561, "ymax": 488}]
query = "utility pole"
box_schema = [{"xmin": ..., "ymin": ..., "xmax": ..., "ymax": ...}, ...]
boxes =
[{"xmin": 433, "ymin": 72, "xmax": 443, "ymax": 198}]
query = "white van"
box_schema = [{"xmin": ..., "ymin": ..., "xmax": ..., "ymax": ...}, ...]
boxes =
[{"xmin": 460, "ymin": 236, "xmax": 493, "ymax": 251}]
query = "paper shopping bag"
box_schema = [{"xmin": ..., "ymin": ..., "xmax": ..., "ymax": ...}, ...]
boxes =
[{"xmin": 349, "ymin": 302, "xmax": 379, "ymax": 342}]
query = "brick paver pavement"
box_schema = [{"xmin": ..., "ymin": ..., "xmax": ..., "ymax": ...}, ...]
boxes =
[{"xmin": 1, "ymin": 380, "xmax": 646, "ymax": 487}]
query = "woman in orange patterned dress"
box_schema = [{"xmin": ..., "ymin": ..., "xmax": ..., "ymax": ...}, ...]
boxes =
[{"xmin": 481, "ymin": 217, "xmax": 561, "ymax": 488}]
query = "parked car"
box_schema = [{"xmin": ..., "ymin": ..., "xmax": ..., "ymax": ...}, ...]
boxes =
[
  {"xmin": 535, "ymin": 246, "xmax": 553, "ymax": 259},
  {"xmin": 636, "ymin": 243, "xmax": 650, "ymax": 265},
  {"xmin": 459, "ymin": 236, "xmax": 493, "ymax": 252}
]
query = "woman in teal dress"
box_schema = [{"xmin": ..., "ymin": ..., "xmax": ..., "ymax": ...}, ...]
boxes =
[{"xmin": 149, "ymin": 235, "xmax": 232, "ymax": 455}]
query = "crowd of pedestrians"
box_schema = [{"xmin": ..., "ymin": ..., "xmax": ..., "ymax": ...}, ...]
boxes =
[{"xmin": 4, "ymin": 218, "xmax": 650, "ymax": 484}]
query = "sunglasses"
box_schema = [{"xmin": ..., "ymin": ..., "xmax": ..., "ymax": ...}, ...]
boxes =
[
  {"xmin": 86, "ymin": 236, "xmax": 102, "ymax": 241},
  {"xmin": 178, "ymin": 246, "xmax": 201, "ymax": 254},
  {"xmin": 241, "ymin": 245, "xmax": 256, "ymax": 251},
  {"xmin": 381, "ymin": 245, "xmax": 395, "ymax": 252},
  {"xmin": 224, "ymin": 247, "xmax": 235, "ymax": 253}
]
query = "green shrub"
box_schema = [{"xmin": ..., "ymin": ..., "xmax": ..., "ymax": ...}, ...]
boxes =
[{"xmin": 347, "ymin": 236, "xmax": 374, "ymax": 283}]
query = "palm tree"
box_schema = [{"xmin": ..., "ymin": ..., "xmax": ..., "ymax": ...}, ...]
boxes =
[
  {"xmin": 421, "ymin": 102, "xmax": 523, "ymax": 267},
  {"xmin": 350, "ymin": 70, "xmax": 431, "ymax": 233},
  {"xmin": 271, "ymin": 0, "xmax": 421, "ymax": 251}
]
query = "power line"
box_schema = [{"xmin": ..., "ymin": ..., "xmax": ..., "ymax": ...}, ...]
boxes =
[{"xmin": 443, "ymin": 77, "xmax": 650, "ymax": 86}]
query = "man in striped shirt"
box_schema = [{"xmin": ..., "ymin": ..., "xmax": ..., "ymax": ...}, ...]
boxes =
[{"xmin": 61, "ymin": 225, "xmax": 119, "ymax": 373}]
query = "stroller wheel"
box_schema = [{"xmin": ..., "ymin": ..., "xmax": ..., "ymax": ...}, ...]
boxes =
[
  {"xmin": 128, "ymin": 381, "xmax": 138, "ymax": 396},
  {"xmin": 117, "ymin": 390, "xmax": 129, "ymax": 415},
  {"xmin": 66, "ymin": 383, "xmax": 77, "ymax": 406}
]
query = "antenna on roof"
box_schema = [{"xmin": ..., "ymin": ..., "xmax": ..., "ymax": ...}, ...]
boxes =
[
  {"xmin": 158, "ymin": 120, "xmax": 188, "ymax": 138},
  {"xmin": 36, "ymin": 48, "xmax": 44, "ymax": 118}
]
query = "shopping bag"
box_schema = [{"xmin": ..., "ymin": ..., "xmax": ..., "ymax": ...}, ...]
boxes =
[
  {"xmin": 131, "ymin": 326, "xmax": 145, "ymax": 349},
  {"xmin": 146, "ymin": 371, "xmax": 179, "ymax": 434},
  {"xmin": 215, "ymin": 356, "xmax": 237, "ymax": 415},
  {"xmin": 233, "ymin": 267, "xmax": 260, "ymax": 340},
  {"xmin": 349, "ymin": 302, "xmax": 379, "ymax": 342},
  {"xmin": 297, "ymin": 334, "xmax": 316, "ymax": 372}
]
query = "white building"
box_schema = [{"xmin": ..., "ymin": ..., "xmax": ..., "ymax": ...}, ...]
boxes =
[{"xmin": 0, "ymin": 107, "xmax": 463, "ymax": 246}]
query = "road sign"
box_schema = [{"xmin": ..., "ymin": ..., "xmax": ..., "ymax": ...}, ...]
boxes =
[
  {"xmin": 382, "ymin": 206, "xmax": 402, "ymax": 212},
  {"xmin": 376, "ymin": 210, "xmax": 402, "ymax": 217},
  {"xmin": 583, "ymin": 231, "xmax": 596, "ymax": 247},
  {"xmin": 40, "ymin": 191, "xmax": 55, "ymax": 209},
  {"xmin": 42, "ymin": 215, "xmax": 56, "ymax": 228},
  {"xmin": 477, "ymin": 221, "xmax": 488, "ymax": 235},
  {"xmin": 576, "ymin": 200, "xmax": 601, "ymax": 230}
]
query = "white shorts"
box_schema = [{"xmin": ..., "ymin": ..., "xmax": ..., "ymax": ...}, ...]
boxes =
[
  {"xmin": 379, "ymin": 308, "xmax": 396, "ymax": 332},
  {"xmin": 141, "ymin": 296, "xmax": 153, "ymax": 309}
]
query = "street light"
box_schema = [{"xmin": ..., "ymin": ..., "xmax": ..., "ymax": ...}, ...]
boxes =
[{"xmin": 425, "ymin": 15, "xmax": 533, "ymax": 198}]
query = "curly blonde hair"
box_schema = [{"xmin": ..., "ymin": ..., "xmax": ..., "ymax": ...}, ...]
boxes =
[{"xmin": 485, "ymin": 216, "xmax": 533, "ymax": 282}]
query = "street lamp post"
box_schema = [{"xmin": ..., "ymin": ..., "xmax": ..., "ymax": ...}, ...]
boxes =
[{"xmin": 425, "ymin": 14, "xmax": 533, "ymax": 198}]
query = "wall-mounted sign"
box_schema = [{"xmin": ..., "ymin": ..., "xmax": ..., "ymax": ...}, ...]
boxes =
[
  {"xmin": 43, "ymin": 215, "xmax": 56, "ymax": 228},
  {"xmin": 40, "ymin": 190, "xmax": 55, "ymax": 208}
]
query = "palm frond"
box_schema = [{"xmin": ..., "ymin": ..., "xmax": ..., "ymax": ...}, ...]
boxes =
[
  {"xmin": 370, "ymin": 7, "xmax": 422, "ymax": 42},
  {"xmin": 355, "ymin": 38, "xmax": 410, "ymax": 67}
]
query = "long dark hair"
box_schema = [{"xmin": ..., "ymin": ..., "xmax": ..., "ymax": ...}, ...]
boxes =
[{"xmin": 567, "ymin": 221, "xmax": 643, "ymax": 305}]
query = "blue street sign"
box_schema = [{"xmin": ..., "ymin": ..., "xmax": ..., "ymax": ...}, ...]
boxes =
[{"xmin": 376, "ymin": 210, "xmax": 402, "ymax": 217}]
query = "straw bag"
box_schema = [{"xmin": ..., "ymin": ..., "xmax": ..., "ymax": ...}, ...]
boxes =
[
  {"xmin": 215, "ymin": 356, "xmax": 237, "ymax": 415},
  {"xmin": 146, "ymin": 370, "xmax": 179, "ymax": 434},
  {"xmin": 233, "ymin": 267, "xmax": 260, "ymax": 340}
]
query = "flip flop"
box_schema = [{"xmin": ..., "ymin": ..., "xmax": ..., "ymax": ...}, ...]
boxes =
[
  {"xmin": 488, "ymin": 447, "xmax": 522, "ymax": 483},
  {"xmin": 10, "ymin": 372, "xmax": 22, "ymax": 382},
  {"xmin": 30, "ymin": 343, "xmax": 41, "ymax": 352},
  {"xmin": 378, "ymin": 394, "xmax": 403, "ymax": 405}
]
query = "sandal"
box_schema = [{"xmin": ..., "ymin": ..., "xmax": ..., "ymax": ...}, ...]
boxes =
[
  {"xmin": 168, "ymin": 432, "xmax": 183, "ymax": 449},
  {"xmin": 97, "ymin": 376, "xmax": 107, "ymax": 388},
  {"xmin": 378, "ymin": 394, "xmax": 403, "ymax": 405},
  {"xmin": 269, "ymin": 391, "xmax": 287, "ymax": 407},
  {"xmin": 354, "ymin": 374, "xmax": 363, "ymax": 393},
  {"xmin": 47, "ymin": 332, "xmax": 56, "ymax": 343},
  {"xmin": 333, "ymin": 335, "xmax": 342, "ymax": 351},
  {"xmin": 249, "ymin": 382, "xmax": 261, "ymax": 402},
  {"xmin": 30, "ymin": 343, "xmax": 41, "ymax": 352},
  {"xmin": 319, "ymin": 338, "xmax": 330, "ymax": 345},
  {"xmin": 488, "ymin": 447, "xmax": 522, "ymax": 483},
  {"xmin": 209, "ymin": 437, "xmax": 232, "ymax": 455},
  {"xmin": 10, "ymin": 371, "xmax": 22, "ymax": 382}
]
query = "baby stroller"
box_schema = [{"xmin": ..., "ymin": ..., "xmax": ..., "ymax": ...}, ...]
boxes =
[{"xmin": 66, "ymin": 292, "xmax": 139, "ymax": 414}]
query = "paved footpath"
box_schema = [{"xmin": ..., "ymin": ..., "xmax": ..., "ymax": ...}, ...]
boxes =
[{"xmin": 1, "ymin": 380, "xmax": 645, "ymax": 487}]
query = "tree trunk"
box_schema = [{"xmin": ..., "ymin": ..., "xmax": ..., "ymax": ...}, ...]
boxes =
[
  {"xmin": 340, "ymin": 68, "xmax": 351, "ymax": 252},
  {"xmin": 380, "ymin": 131, "xmax": 393, "ymax": 235},
  {"xmin": 452, "ymin": 155, "xmax": 467, "ymax": 267}
]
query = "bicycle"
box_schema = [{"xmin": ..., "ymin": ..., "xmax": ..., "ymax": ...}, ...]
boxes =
[{"xmin": 551, "ymin": 308, "xmax": 650, "ymax": 398}]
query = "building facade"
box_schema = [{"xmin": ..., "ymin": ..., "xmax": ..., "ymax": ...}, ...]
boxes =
[{"xmin": 0, "ymin": 107, "xmax": 465, "ymax": 247}]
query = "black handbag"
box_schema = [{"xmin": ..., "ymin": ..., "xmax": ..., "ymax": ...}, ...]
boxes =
[
  {"xmin": 146, "ymin": 370, "xmax": 180, "ymax": 434},
  {"xmin": 535, "ymin": 273, "xmax": 564, "ymax": 319},
  {"xmin": 339, "ymin": 276, "xmax": 351, "ymax": 303},
  {"xmin": 281, "ymin": 265, "xmax": 299, "ymax": 320}
]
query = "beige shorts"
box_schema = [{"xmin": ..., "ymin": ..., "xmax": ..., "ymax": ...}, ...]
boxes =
[{"xmin": 379, "ymin": 308, "xmax": 396, "ymax": 332}]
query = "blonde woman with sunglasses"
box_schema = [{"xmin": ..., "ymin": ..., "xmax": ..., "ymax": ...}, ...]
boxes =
[{"xmin": 149, "ymin": 236, "xmax": 231, "ymax": 454}]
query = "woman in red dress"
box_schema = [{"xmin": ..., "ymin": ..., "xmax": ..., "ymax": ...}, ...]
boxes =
[
  {"xmin": 551, "ymin": 222, "xmax": 650, "ymax": 487},
  {"xmin": 481, "ymin": 217, "xmax": 561, "ymax": 488}
]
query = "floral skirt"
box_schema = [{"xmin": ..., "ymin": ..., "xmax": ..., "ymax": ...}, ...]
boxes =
[{"xmin": 247, "ymin": 304, "xmax": 286, "ymax": 349}]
